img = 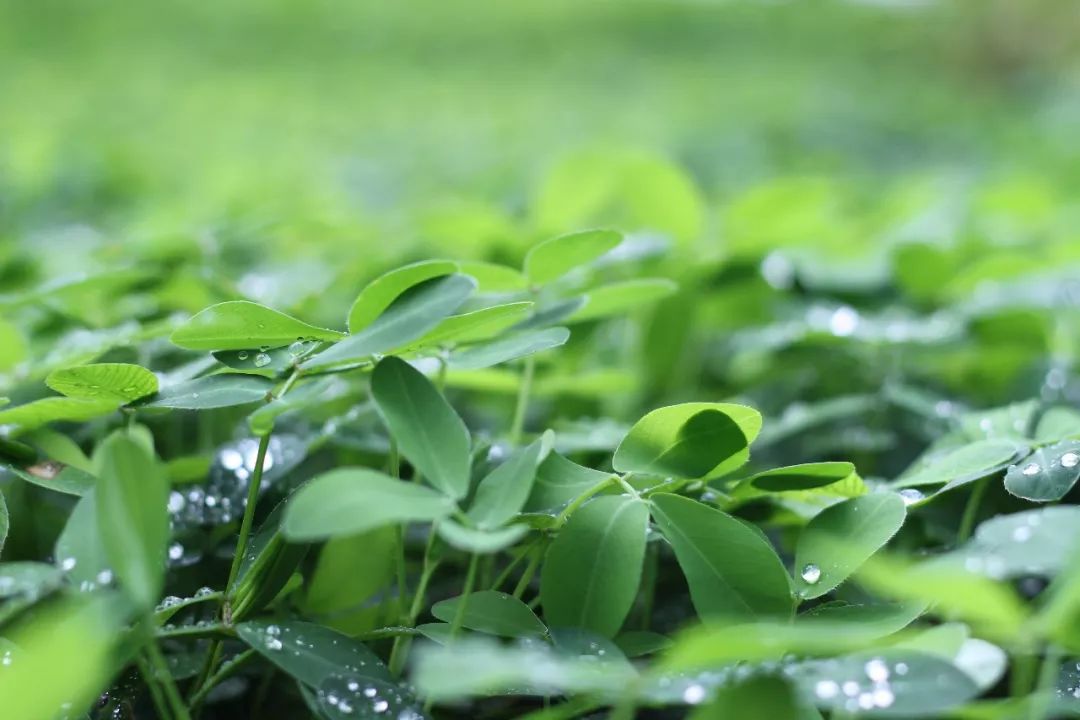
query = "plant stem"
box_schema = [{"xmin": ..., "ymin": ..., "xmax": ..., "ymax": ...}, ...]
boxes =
[
  {"xmin": 146, "ymin": 641, "xmax": 192, "ymax": 720},
  {"xmin": 1028, "ymin": 645, "xmax": 1062, "ymax": 720},
  {"xmin": 187, "ymin": 649, "xmax": 257, "ymax": 707},
  {"xmin": 639, "ymin": 542, "xmax": 659, "ymax": 629},
  {"xmin": 556, "ymin": 475, "xmax": 620, "ymax": 524},
  {"xmin": 449, "ymin": 554, "xmax": 480, "ymax": 639},
  {"xmin": 491, "ymin": 538, "xmax": 539, "ymax": 591},
  {"xmin": 958, "ymin": 476, "xmax": 990, "ymax": 542},
  {"xmin": 510, "ymin": 355, "xmax": 535, "ymax": 444},
  {"xmin": 389, "ymin": 527, "xmax": 441, "ymax": 676},
  {"xmin": 137, "ymin": 654, "xmax": 172, "ymax": 720},
  {"xmin": 225, "ymin": 432, "xmax": 272, "ymax": 594},
  {"xmin": 512, "ymin": 544, "xmax": 544, "ymax": 599}
]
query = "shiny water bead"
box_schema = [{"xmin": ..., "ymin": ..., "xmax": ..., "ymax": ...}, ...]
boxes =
[{"xmin": 801, "ymin": 563, "xmax": 822, "ymax": 584}]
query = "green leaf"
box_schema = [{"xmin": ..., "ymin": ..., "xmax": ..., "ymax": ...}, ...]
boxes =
[
  {"xmin": 525, "ymin": 451, "xmax": 611, "ymax": 513},
  {"xmin": 213, "ymin": 343, "xmax": 312, "ymax": 374},
  {"xmin": 431, "ymin": 590, "xmax": 547, "ymax": 638},
  {"xmin": 0, "ymin": 397, "xmax": 119, "ymax": 431},
  {"xmin": 0, "ymin": 489, "xmax": 8, "ymax": 557},
  {"xmin": 402, "ymin": 302, "xmax": 534, "ymax": 352},
  {"xmin": 690, "ymin": 676, "xmax": 819, "ymax": 720},
  {"xmin": 370, "ymin": 356, "xmax": 471, "ymax": 499},
  {"xmin": 456, "ymin": 261, "xmax": 527, "ymax": 293},
  {"xmin": 448, "ymin": 327, "xmax": 570, "ymax": 371},
  {"xmin": 650, "ymin": 493, "xmax": 793, "ymax": 621},
  {"xmin": 95, "ymin": 432, "xmax": 169, "ymax": 609},
  {"xmin": 893, "ymin": 438, "xmax": 1022, "ymax": 489},
  {"xmin": 6, "ymin": 463, "xmax": 96, "ymax": 496},
  {"xmin": 540, "ymin": 494, "xmax": 649, "ymax": 637},
  {"xmin": 794, "ymin": 492, "xmax": 907, "ymax": 599},
  {"xmin": 436, "ymin": 520, "xmax": 529, "ymax": 553},
  {"xmin": 614, "ymin": 631, "xmax": 673, "ymax": 658},
  {"xmin": 568, "ymin": 278, "xmax": 678, "ymax": 323},
  {"xmin": 524, "ymin": 229, "xmax": 622, "ymax": 285},
  {"xmin": 662, "ymin": 605, "xmax": 919, "ymax": 672},
  {"xmin": 236, "ymin": 619, "xmax": 391, "ymax": 688},
  {"xmin": 310, "ymin": 675, "xmax": 424, "ymax": 720},
  {"xmin": 139, "ymin": 374, "xmax": 273, "ymax": 409},
  {"xmin": 857, "ymin": 555, "xmax": 1026, "ymax": 640},
  {"xmin": 303, "ymin": 527, "xmax": 397, "ymax": 634},
  {"xmin": 0, "ymin": 597, "xmax": 116, "ymax": 720},
  {"xmin": 412, "ymin": 636, "xmax": 635, "ymax": 700},
  {"xmin": 0, "ymin": 562, "xmax": 64, "ymax": 600},
  {"xmin": 792, "ymin": 650, "xmax": 980, "ymax": 717},
  {"xmin": 468, "ymin": 438, "xmax": 544, "ymax": 529},
  {"xmin": 937, "ymin": 506, "xmax": 1080, "ymax": 579},
  {"xmin": 1003, "ymin": 440, "xmax": 1080, "ymax": 501},
  {"xmin": 347, "ymin": 259, "xmax": 457, "ymax": 332},
  {"xmin": 171, "ymin": 300, "xmax": 343, "ymax": 351},
  {"xmin": 749, "ymin": 462, "xmax": 857, "ymax": 492},
  {"xmin": 54, "ymin": 492, "xmax": 110, "ymax": 589},
  {"xmin": 282, "ymin": 468, "xmax": 455, "ymax": 541},
  {"xmin": 0, "ymin": 317, "xmax": 28, "ymax": 372},
  {"xmin": 45, "ymin": 363, "xmax": 158, "ymax": 403},
  {"xmin": 613, "ymin": 403, "xmax": 762, "ymax": 479},
  {"xmin": 304, "ymin": 274, "xmax": 476, "ymax": 370},
  {"xmin": 232, "ymin": 500, "xmax": 309, "ymax": 622}
]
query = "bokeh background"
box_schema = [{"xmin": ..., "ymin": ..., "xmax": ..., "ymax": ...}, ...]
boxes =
[{"xmin": 3, "ymin": 0, "xmax": 1080, "ymax": 456}]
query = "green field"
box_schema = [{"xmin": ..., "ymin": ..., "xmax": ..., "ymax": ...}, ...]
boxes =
[{"xmin": 2, "ymin": 1, "xmax": 1080, "ymax": 718}]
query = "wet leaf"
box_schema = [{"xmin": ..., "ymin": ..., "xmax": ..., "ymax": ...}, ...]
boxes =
[
  {"xmin": 171, "ymin": 300, "xmax": 344, "ymax": 351},
  {"xmin": 431, "ymin": 591, "xmax": 547, "ymax": 638},
  {"xmin": 45, "ymin": 363, "xmax": 158, "ymax": 403}
]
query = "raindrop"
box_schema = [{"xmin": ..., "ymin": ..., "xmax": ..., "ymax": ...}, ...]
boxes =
[
  {"xmin": 898, "ymin": 488, "xmax": 924, "ymax": 506},
  {"xmin": 682, "ymin": 684, "xmax": 707, "ymax": 704},
  {"xmin": 60, "ymin": 557, "xmax": 77, "ymax": 572},
  {"xmin": 815, "ymin": 680, "xmax": 839, "ymax": 699},
  {"xmin": 1012, "ymin": 526, "xmax": 1033, "ymax": 543},
  {"xmin": 253, "ymin": 353, "xmax": 272, "ymax": 368},
  {"xmin": 828, "ymin": 306, "xmax": 860, "ymax": 337},
  {"xmin": 801, "ymin": 563, "xmax": 822, "ymax": 585},
  {"xmin": 842, "ymin": 681, "xmax": 860, "ymax": 697},
  {"xmin": 237, "ymin": 351, "xmax": 249, "ymax": 360},
  {"xmin": 872, "ymin": 687, "xmax": 895, "ymax": 708},
  {"xmin": 1062, "ymin": 452, "xmax": 1080, "ymax": 469},
  {"xmin": 864, "ymin": 658, "xmax": 889, "ymax": 682},
  {"xmin": 1022, "ymin": 462, "xmax": 1041, "ymax": 476}
]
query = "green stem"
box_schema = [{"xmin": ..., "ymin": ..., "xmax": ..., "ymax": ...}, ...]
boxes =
[
  {"xmin": 389, "ymin": 528, "xmax": 441, "ymax": 676},
  {"xmin": 491, "ymin": 538, "xmax": 539, "ymax": 591},
  {"xmin": 639, "ymin": 542, "xmax": 659, "ymax": 630},
  {"xmin": 1028, "ymin": 645, "xmax": 1062, "ymax": 720},
  {"xmin": 187, "ymin": 649, "xmax": 257, "ymax": 707},
  {"xmin": 450, "ymin": 554, "xmax": 480, "ymax": 639},
  {"xmin": 146, "ymin": 641, "xmax": 192, "ymax": 720},
  {"xmin": 556, "ymin": 475, "xmax": 620, "ymax": 524},
  {"xmin": 225, "ymin": 432, "xmax": 272, "ymax": 595},
  {"xmin": 512, "ymin": 545, "xmax": 544, "ymax": 599},
  {"xmin": 958, "ymin": 476, "xmax": 990, "ymax": 542},
  {"xmin": 137, "ymin": 654, "xmax": 172, "ymax": 720},
  {"xmin": 156, "ymin": 623, "xmax": 236, "ymax": 640},
  {"xmin": 510, "ymin": 355, "xmax": 535, "ymax": 444},
  {"xmin": 356, "ymin": 626, "xmax": 423, "ymax": 641}
]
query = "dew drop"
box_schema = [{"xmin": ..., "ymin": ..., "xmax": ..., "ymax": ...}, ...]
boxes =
[
  {"xmin": 898, "ymin": 488, "xmax": 924, "ymax": 506},
  {"xmin": 253, "ymin": 353, "xmax": 272, "ymax": 368},
  {"xmin": 801, "ymin": 563, "xmax": 822, "ymax": 585},
  {"xmin": 237, "ymin": 351, "xmax": 249, "ymax": 360},
  {"xmin": 864, "ymin": 658, "xmax": 889, "ymax": 682},
  {"xmin": 1062, "ymin": 452, "xmax": 1080, "ymax": 469},
  {"xmin": 1012, "ymin": 525, "xmax": 1033, "ymax": 542},
  {"xmin": 815, "ymin": 680, "xmax": 839, "ymax": 699},
  {"xmin": 1022, "ymin": 462, "xmax": 1041, "ymax": 476},
  {"xmin": 682, "ymin": 684, "xmax": 707, "ymax": 704}
]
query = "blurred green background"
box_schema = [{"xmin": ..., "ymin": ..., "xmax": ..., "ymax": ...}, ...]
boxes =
[{"xmin": 3, "ymin": 0, "xmax": 1080, "ymax": 422}]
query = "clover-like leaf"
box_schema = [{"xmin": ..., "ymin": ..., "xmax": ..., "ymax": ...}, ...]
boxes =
[
  {"xmin": 171, "ymin": 300, "xmax": 344, "ymax": 351},
  {"xmin": 614, "ymin": 403, "xmax": 762, "ymax": 479}
]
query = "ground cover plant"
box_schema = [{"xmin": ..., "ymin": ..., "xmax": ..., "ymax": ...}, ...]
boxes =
[
  {"xmin": 3, "ymin": 220, "xmax": 1080, "ymax": 720},
  {"xmin": 5, "ymin": 1, "xmax": 1080, "ymax": 719}
]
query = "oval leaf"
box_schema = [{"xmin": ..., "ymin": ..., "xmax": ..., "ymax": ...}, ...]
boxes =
[
  {"xmin": 370, "ymin": 356, "xmax": 471, "ymax": 499},
  {"xmin": 749, "ymin": 462, "xmax": 857, "ymax": 492},
  {"xmin": 236, "ymin": 619, "xmax": 391, "ymax": 687},
  {"xmin": 45, "ymin": 363, "xmax": 158, "ymax": 403},
  {"xmin": 431, "ymin": 590, "xmax": 547, "ymax": 638},
  {"xmin": 282, "ymin": 468, "xmax": 456, "ymax": 541},
  {"xmin": 524, "ymin": 229, "xmax": 622, "ymax": 285},
  {"xmin": 95, "ymin": 432, "xmax": 169, "ymax": 609},
  {"xmin": 304, "ymin": 274, "xmax": 476, "ymax": 371},
  {"xmin": 436, "ymin": 520, "xmax": 529, "ymax": 554},
  {"xmin": 140, "ymin": 374, "xmax": 272, "ymax": 410},
  {"xmin": 468, "ymin": 439, "xmax": 544, "ymax": 529},
  {"xmin": 1003, "ymin": 440, "xmax": 1080, "ymax": 501},
  {"xmin": 795, "ymin": 493, "xmax": 907, "ymax": 599},
  {"xmin": 347, "ymin": 260, "xmax": 458, "ymax": 332},
  {"xmin": 0, "ymin": 397, "xmax": 119, "ymax": 432},
  {"xmin": 171, "ymin": 300, "xmax": 343, "ymax": 351},
  {"xmin": 614, "ymin": 403, "xmax": 763, "ymax": 479},
  {"xmin": 650, "ymin": 493, "xmax": 793, "ymax": 621},
  {"xmin": 540, "ymin": 494, "xmax": 649, "ymax": 638},
  {"xmin": 449, "ymin": 327, "xmax": 570, "ymax": 371}
]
